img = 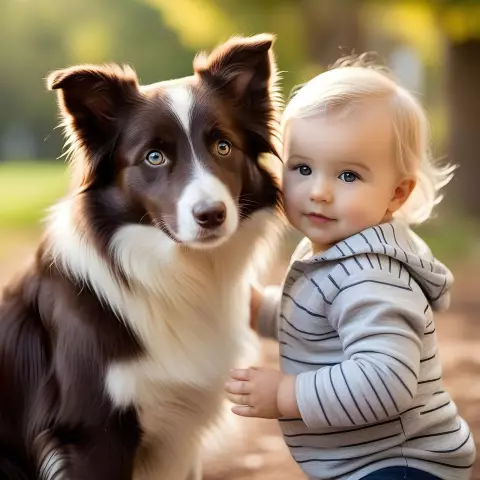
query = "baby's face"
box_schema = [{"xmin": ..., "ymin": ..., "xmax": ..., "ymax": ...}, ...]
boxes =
[{"xmin": 283, "ymin": 106, "xmax": 408, "ymax": 253}]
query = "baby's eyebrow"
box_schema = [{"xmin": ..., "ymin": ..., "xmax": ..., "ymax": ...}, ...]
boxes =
[
  {"xmin": 287, "ymin": 153, "xmax": 311, "ymax": 162},
  {"xmin": 338, "ymin": 160, "xmax": 371, "ymax": 172}
]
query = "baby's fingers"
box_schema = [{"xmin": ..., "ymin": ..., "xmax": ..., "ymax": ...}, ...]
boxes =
[
  {"xmin": 224, "ymin": 379, "xmax": 252, "ymax": 395},
  {"xmin": 225, "ymin": 379, "xmax": 252, "ymax": 406},
  {"xmin": 229, "ymin": 368, "xmax": 252, "ymax": 381},
  {"xmin": 231, "ymin": 405, "xmax": 258, "ymax": 417},
  {"xmin": 225, "ymin": 391, "xmax": 251, "ymax": 406}
]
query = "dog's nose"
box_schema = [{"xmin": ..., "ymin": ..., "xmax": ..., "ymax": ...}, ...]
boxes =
[{"xmin": 192, "ymin": 201, "xmax": 227, "ymax": 229}]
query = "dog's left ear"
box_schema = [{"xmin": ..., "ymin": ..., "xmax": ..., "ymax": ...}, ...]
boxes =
[
  {"xmin": 194, "ymin": 34, "xmax": 281, "ymax": 160},
  {"xmin": 47, "ymin": 64, "xmax": 140, "ymax": 139},
  {"xmin": 193, "ymin": 33, "xmax": 277, "ymax": 102}
]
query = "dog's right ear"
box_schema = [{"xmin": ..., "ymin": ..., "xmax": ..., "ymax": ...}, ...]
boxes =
[
  {"xmin": 194, "ymin": 34, "xmax": 282, "ymax": 161},
  {"xmin": 47, "ymin": 64, "xmax": 140, "ymax": 139},
  {"xmin": 193, "ymin": 34, "xmax": 276, "ymax": 102}
]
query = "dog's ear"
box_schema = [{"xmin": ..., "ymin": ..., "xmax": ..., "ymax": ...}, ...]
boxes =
[
  {"xmin": 47, "ymin": 64, "xmax": 140, "ymax": 138},
  {"xmin": 193, "ymin": 33, "xmax": 277, "ymax": 101},
  {"xmin": 194, "ymin": 34, "xmax": 281, "ymax": 159},
  {"xmin": 47, "ymin": 64, "xmax": 141, "ymax": 187}
]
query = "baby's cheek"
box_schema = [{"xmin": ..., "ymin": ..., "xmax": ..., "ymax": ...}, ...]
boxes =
[
  {"xmin": 344, "ymin": 198, "xmax": 378, "ymax": 229},
  {"xmin": 282, "ymin": 178, "xmax": 295, "ymax": 201},
  {"xmin": 283, "ymin": 187, "xmax": 301, "ymax": 215},
  {"xmin": 285, "ymin": 204, "xmax": 302, "ymax": 231}
]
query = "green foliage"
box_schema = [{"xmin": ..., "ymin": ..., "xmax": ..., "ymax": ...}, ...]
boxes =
[
  {"xmin": 0, "ymin": 0, "xmax": 196, "ymax": 160},
  {"xmin": 2, "ymin": 0, "xmax": 480, "ymax": 162},
  {"xmin": 0, "ymin": 161, "xmax": 67, "ymax": 229},
  {"xmin": 437, "ymin": 2, "xmax": 480, "ymax": 42}
]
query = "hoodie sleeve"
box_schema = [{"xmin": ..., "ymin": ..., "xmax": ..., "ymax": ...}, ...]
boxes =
[
  {"xmin": 256, "ymin": 285, "xmax": 282, "ymax": 340},
  {"xmin": 295, "ymin": 270, "xmax": 427, "ymax": 429}
]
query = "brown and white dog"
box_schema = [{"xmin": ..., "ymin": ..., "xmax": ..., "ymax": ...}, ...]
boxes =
[{"xmin": 0, "ymin": 35, "xmax": 282, "ymax": 479}]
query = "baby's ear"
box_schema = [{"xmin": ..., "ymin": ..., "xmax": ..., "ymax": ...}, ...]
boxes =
[
  {"xmin": 47, "ymin": 63, "xmax": 141, "ymax": 141},
  {"xmin": 390, "ymin": 178, "xmax": 417, "ymax": 211}
]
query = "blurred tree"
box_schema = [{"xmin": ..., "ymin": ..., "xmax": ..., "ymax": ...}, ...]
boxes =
[
  {"xmin": 365, "ymin": 0, "xmax": 480, "ymax": 218},
  {"xmin": 145, "ymin": 0, "xmax": 364, "ymax": 97},
  {"xmin": 144, "ymin": 0, "xmax": 311, "ymax": 95},
  {"xmin": 2, "ymin": 0, "xmax": 479, "ymax": 221},
  {"xmin": 298, "ymin": 0, "xmax": 364, "ymax": 68},
  {"xmin": 438, "ymin": 1, "xmax": 480, "ymax": 218},
  {"xmin": 0, "ymin": 0, "xmax": 194, "ymax": 160},
  {"xmin": 0, "ymin": 0, "xmax": 366, "ymax": 160}
]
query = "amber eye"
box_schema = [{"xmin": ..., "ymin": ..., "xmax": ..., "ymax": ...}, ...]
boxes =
[
  {"xmin": 216, "ymin": 140, "xmax": 232, "ymax": 156},
  {"xmin": 145, "ymin": 150, "xmax": 166, "ymax": 166}
]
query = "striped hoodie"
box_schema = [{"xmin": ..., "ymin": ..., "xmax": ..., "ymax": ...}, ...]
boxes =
[{"xmin": 258, "ymin": 220, "xmax": 475, "ymax": 480}]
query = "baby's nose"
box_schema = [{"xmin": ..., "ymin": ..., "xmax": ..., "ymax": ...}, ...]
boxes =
[{"xmin": 310, "ymin": 182, "xmax": 333, "ymax": 203}]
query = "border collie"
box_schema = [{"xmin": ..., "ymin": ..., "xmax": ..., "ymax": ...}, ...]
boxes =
[{"xmin": 0, "ymin": 34, "xmax": 282, "ymax": 480}]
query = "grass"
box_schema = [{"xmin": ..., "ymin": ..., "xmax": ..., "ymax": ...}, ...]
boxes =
[
  {"xmin": 416, "ymin": 215, "xmax": 480, "ymax": 263},
  {"xmin": 0, "ymin": 160, "xmax": 68, "ymax": 229}
]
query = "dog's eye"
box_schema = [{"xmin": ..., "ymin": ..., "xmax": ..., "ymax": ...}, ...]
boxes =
[
  {"xmin": 145, "ymin": 150, "xmax": 166, "ymax": 166},
  {"xmin": 216, "ymin": 140, "xmax": 231, "ymax": 156}
]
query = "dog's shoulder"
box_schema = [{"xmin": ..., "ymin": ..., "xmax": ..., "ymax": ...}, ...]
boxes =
[{"xmin": 0, "ymin": 241, "xmax": 143, "ymax": 410}]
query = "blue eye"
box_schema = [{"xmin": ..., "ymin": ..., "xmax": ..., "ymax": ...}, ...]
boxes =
[
  {"xmin": 295, "ymin": 165, "xmax": 312, "ymax": 176},
  {"xmin": 339, "ymin": 171, "xmax": 359, "ymax": 183},
  {"xmin": 216, "ymin": 140, "xmax": 232, "ymax": 156},
  {"xmin": 146, "ymin": 150, "xmax": 166, "ymax": 166}
]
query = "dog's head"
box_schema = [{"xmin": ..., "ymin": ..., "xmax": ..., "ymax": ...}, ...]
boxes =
[{"xmin": 48, "ymin": 34, "xmax": 282, "ymax": 250}]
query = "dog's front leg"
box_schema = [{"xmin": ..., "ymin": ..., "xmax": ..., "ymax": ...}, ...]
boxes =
[{"xmin": 53, "ymin": 410, "xmax": 140, "ymax": 480}]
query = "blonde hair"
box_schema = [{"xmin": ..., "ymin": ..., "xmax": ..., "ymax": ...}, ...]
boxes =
[{"xmin": 282, "ymin": 54, "xmax": 455, "ymax": 225}]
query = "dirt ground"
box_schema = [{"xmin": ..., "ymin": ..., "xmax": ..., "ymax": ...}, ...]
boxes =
[{"xmin": 0, "ymin": 242, "xmax": 479, "ymax": 479}]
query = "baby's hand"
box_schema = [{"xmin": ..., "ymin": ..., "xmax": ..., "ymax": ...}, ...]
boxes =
[{"xmin": 225, "ymin": 367, "xmax": 299, "ymax": 419}]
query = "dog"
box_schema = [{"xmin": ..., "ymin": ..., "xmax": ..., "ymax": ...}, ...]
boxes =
[{"xmin": 0, "ymin": 34, "xmax": 283, "ymax": 480}]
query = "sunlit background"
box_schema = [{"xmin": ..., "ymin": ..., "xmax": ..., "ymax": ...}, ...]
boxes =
[{"xmin": 0, "ymin": 0, "xmax": 479, "ymax": 478}]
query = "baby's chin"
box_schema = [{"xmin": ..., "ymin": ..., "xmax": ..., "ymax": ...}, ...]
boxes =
[
  {"xmin": 307, "ymin": 223, "xmax": 358, "ymax": 248},
  {"xmin": 304, "ymin": 230, "xmax": 340, "ymax": 253}
]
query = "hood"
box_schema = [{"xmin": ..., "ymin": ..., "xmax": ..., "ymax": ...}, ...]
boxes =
[{"xmin": 299, "ymin": 220, "xmax": 453, "ymax": 312}]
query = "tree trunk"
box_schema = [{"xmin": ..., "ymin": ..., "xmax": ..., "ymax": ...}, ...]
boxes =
[
  {"xmin": 446, "ymin": 39, "xmax": 480, "ymax": 218},
  {"xmin": 298, "ymin": 0, "xmax": 364, "ymax": 69}
]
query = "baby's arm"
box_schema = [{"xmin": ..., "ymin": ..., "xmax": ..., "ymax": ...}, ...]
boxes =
[
  {"xmin": 296, "ymin": 270, "xmax": 427, "ymax": 429},
  {"xmin": 252, "ymin": 284, "xmax": 282, "ymax": 340},
  {"xmin": 252, "ymin": 238, "xmax": 311, "ymax": 339}
]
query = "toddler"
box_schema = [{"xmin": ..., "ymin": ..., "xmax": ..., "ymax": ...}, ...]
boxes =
[{"xmin": 225, "ymin": 56, "xmax": 475, "ymax": 479}]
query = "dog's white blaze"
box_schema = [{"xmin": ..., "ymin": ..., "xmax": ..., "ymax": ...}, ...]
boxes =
[
  {"xmin": 166, "ymin": 85, "xmax": 193, "ymax": 135},
  {"xmin": 166, "ymin": 83, "xmax": 206, "ymax": 178},
  {"xmin": 176, "ymin": 170, "xmax": 239, "ymax": 247},
  {"xmin": 166, "ymin": 84, "xmax": 238, "ymax": 249}
]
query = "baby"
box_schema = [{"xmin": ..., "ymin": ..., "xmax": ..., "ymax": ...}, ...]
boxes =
[{"xmin": 225, "ymin": 56, "xmax": 476, "ymax": 479}]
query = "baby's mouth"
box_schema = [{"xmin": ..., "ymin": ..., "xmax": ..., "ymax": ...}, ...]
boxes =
[{"xmin": 305, "ymin": 212, "xmax": 335, "ymax": 223}]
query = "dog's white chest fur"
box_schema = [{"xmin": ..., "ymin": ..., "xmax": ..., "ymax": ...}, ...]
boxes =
[
  {"xmin": 48, "ymin": 202, "xmax": 276, "ymax": 478},
  {"xmin": 105, "ymin": 276, "xmax": 249, "ymax": 415}
]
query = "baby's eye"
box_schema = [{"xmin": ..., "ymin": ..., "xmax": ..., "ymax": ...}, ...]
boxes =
[
  {"xmin": 295, "ymin": 165, "xmax": 312, "ymax": 176},
  {"xmin": 339, "ymin": 171, "xmax": 360, "ymax": 183}
]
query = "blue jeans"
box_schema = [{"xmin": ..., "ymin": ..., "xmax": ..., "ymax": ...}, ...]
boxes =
[{"xmin": 361, "ymin": 466, "xmax": 441, "ymax": 479}]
